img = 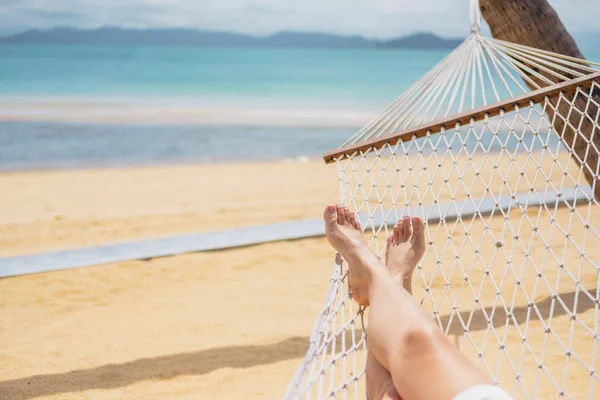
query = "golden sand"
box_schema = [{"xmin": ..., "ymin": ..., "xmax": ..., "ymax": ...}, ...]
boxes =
[
  {"xmin": 1, "ymin": 158, "xmax": 598, "ymax": 399},
  {"xmin": 0, "ymin": 160, "xmax": 338, "ymax": 257},
  {"xmin": 0, "ymin": 239, "xmax": 333, "ymax": 400},
  {"xmin": 0, "ymin": 160, "xmax": 337, "ymax": 399}
]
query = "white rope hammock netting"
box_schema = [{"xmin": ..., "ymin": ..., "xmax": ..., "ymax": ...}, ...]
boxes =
[{"xmin": 285, "ymin": 1, "xmax": 600, "ymax": 399}]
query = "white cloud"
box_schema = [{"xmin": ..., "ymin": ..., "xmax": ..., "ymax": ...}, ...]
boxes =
[{"xmin": 0, "ymin": 0, "xmax": 596, "ymax": 38}]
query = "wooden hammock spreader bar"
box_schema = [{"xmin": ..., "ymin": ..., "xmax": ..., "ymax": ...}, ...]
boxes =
[{"xmin": 323, "ymin": 71, "xmax": 600, "ymax": 164}]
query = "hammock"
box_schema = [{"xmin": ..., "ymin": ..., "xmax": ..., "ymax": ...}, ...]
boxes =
[{"xmin": 286, "ymin": 0, "xmax": 600, "ymax": 399}]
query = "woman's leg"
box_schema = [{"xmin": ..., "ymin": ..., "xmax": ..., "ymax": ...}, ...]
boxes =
[
  {"xmin": 367, "ymin": 216, "xmax": 425, "ymax": 400},
  {"xmin": 366, "ymin": 217, "xmax": 425, "ymax": 400},
  {"xmin": 366, "ymin": 350, "xmax": 402, "ymax": 400},
  {"xmin": 324, "ymin": 205, "xmax": 492, "ymax": 400}
]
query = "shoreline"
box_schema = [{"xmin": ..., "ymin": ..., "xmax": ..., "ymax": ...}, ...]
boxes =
[
  {"xmin": 0, "ymin": 146, "xmax": 568, "ymax": 174},
  {"xmin": 0, "ymin": 153, "xmax": 323, "ymax": 174},
  {"xmin": 0, "ymin": 95, "xmax": 378, "ymax": 127}
]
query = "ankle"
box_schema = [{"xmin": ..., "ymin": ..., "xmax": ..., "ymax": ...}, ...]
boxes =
[
  {"xmin": 345, "ymin": 246, "xmax": 378, "ymax": 269},
  {"xmin": 389, "ymin": 271, "xmax": 411, "ymax": 286}
]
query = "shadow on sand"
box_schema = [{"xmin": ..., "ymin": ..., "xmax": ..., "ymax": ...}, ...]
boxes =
[
  {"xmin": 0, "ymin": 337, "xmax": 310, "ymax": 400},
  {"xmin": 2, "ymin": 287, "xmax": 595, "ymax": 399},
  {"xmin": 441, "ymin": 286, "xmax": 597, "ymax": 335}
]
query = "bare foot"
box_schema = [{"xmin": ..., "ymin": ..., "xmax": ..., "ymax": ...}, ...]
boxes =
[
  {"xmin": 366, "ymin": 350, "xmax": 402, "ymax": 400},
  {"xmin": 385, "ymin": 216, "xmax": 426, "ymax": 290},
  {"xmin": 323, "ymin": 204, "xmax": 381, "ymax": 306}
]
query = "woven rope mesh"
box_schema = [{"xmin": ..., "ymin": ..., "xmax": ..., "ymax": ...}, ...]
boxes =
[{"xmin": 286, "ymin": 81, "xmax": 600, "ymax": 399}]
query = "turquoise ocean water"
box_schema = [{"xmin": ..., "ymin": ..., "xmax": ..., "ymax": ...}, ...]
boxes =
[
  {"xmin": 0, "ymin": 45, "xmax": 450, "ymax": 170},
  {"xmin": 0, "ymin": 45, "xmax": 447, "ymax": 105},
  {"xmin": 0, "ymin": 45, "xmax": 598, "ymax": 170}
]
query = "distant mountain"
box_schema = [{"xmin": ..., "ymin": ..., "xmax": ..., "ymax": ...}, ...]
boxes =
[
  {"xmin": 379, "ymin": 32, "xmax": 463, "ymax": 49},
  {"xmin": 261, "ymin": 31, "xmax": 374, "ymax": 48},
  {"xmin": 0, "ymin": 27, "xmax": 463, "ymax": 50},
  {"xmin": 0, "ymin": 27, "xmax": 258, "ymax": 47}
]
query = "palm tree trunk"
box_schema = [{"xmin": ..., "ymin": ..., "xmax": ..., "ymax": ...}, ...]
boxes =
[{"xmin": 480, "ymin": 0, "xmax": 600, "ymax": 200}]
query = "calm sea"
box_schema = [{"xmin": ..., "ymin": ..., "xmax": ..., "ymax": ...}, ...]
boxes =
[
  {"xmin": 0, "ymin": 45, "xmax": 448, "ymax": 103},
  {"xmin": 0, "ymin": 45, "xmax": 598, "ymax": 170},
  {"xmin": 0, "ymin": 45, "xmax": 453, "ymax": 170}
]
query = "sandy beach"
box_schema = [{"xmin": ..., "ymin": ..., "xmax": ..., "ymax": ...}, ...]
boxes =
[
  {"xmin": 1, "ymin": 155, "xmax": 599, "ymax": 399},
  {"xmin": 1, "ymin": 159, "xmax": 339, "ymax": 400},
  {"xmin": 0, "ymin": 160, "xmax": 339, "ymax": 257}
]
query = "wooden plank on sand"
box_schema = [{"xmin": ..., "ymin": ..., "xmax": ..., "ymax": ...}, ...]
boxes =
[{"xmin": 0, "ymin": 187, "xmax": 591, "ymax": 278}]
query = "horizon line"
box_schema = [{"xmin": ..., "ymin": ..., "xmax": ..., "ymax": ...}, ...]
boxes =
[{"xmin": 0, "ymin": 26, "xmax": 469, "ymax": 41}]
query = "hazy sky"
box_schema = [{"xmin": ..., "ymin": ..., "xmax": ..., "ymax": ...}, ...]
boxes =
[{"xmin": 0, "ymin": 0, "xmax": 597, "ymax": 38}]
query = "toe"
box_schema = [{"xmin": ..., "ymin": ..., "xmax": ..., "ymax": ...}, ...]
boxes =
[
  {"xmin": 394, "ymin": 220, "xmax": 402, "ymax": 242},
  {"xmin": 385, "ymin": 234, "xmax": 393, "ymax": 264},
  {"xmin": 348, "ymin": 209, "xmax": 356, "ymax": 225},
  {"xmin": 354, "ymin": 215, "xmax": 362, "ymax": 230},
  {"xmin": 386, "ymin": 233, "xmax": 394, "ymax": 247},
  {"xmin": 411, "ymin": 216, "xmax": 425, "ymax": 240},
  {"xmin": 402, "ymin": 216, "xmax": 411, "ymax": 241},
  {"xmin": 343, "ymin": 206, "xmax": 354, "ymax": 225},
  {"xmin": 323, "ymin": 205, "xmax": 337, "ymax": 225},
  {"xmin": 335, "ymin": 205, "xmax": 345, "ymax": 224}
]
